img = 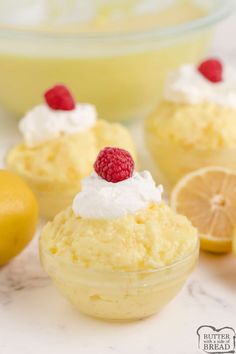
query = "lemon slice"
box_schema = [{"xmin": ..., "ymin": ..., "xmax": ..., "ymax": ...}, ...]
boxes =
[{"xmin": 171, "ymin": 167, "xmax": 236, "ymax": 253}]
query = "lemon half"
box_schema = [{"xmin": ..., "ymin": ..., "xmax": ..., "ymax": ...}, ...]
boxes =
[{"xmin": 171, "ymin": 167, "xmax": 236, "ymax": 253}]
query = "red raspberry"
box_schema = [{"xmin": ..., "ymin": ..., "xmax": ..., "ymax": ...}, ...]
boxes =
[
  {"xmin": 44, "ymin": 84, "xmax": 75, "ymax": 111},
  {"xmin": 94, "ymin": 147, "xmax": 135, "ymax": 183},
  {"xmin": 197, "ymin": 58, "xmax": 223, "ymax": 83}
]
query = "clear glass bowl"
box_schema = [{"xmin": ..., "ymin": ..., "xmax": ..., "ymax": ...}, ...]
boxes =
[
  {"xmin": 40, "ymin": 239, "xmax": 199, "ymax": 321},
  {"xmin": 145, "ymin": 139, "xmax": 236, "ymax": 191},
  {"xmin": 4, "ymin": 165, "xmax": 80, "ymax": 220},
  {"xmin": 0, "ymin": 0, "xmax": 233, "ymax": 122}
]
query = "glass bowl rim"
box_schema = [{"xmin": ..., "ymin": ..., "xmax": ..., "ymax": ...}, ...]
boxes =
[
  {"xmin": 40, "ymin": 237, "xmax": 200, "ymax": 276},
  {"xmin": 0, "ymin": 0, "xmax": 234, "ymax": 42}
]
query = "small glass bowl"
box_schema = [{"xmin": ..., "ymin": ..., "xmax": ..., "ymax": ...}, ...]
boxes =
[
  {"xmin": 5, "ymin": 159, "xmax": 80, "ymax": 220},
  {"xmin": 145, "ymin": 136, "xmax": 236, "ymax": 191},
  {"xmin": 39, "ymin": 239, "xmax": 199, "ymax": 321}
]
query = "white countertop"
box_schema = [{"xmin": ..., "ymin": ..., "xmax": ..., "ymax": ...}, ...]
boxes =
[{"xmin": 1, "ymin": 13, "xmax": 236, "ymax": 354}]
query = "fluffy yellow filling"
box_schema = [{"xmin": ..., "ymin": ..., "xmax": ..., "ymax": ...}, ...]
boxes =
[
  {"xmin": 7, "ymin": 120, "xmax": 136, "ymax": 183},
  {"xmin": 40, "ymin": 202, "xmax": 198, "ymax": 272},
  {"xmin": 146, "ymin": 101, "xmax": 236, "ymax": 150}
]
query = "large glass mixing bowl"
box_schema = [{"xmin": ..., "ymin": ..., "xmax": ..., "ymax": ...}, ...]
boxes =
[{"xmin": 0, "ymin": 0, "xmax": 233, "ymax": 122}]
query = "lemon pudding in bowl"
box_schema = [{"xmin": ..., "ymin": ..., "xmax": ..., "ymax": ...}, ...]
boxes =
[
  {"xmin": 145, "ymin": 58, "xmax": 236, "ymax": 190},
  {"xmin": 6, "ymin": 86, "xmax": 136, "ymax": 219},
  {"xmin": 40, "ymin": 147, "xmax": 198, "ymax": 320},
  {"xmin": 0, "ymin": 0, "xmax": 229, "ymax": 121}
]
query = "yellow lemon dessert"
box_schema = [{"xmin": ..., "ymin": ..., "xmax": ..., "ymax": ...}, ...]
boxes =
[
  {"xmin": 171, "ymin": 167, "xmax": 236, "ymax": 254},
  {"xmin": 6, "ymin": 85, "xmax": 136, "ymax": 220},
  {"xmin": 40, "ymin": 147, "xmax": 198, "ymax": 320},
  {"xmin": 145, "ymin": 58, "xmax": 236, "ymax": 190},
  {"xmin": 0, "ymin": 0, "xmax": 212, "ymax": 121},
  {"xmin": 0, "ymin": 170, "xmax": 38, "ymax": 266}
]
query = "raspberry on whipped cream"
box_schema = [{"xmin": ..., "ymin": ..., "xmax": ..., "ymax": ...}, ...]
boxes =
[
  {"xmin": 94, "ymin": 147, "xmax": 134, "ymax": 183},
  {"xmin": 164, "ymin": 60, "xmax": 236, "ymax": 109},
  {"xmin": 44, "ymin": 84, "xmax": 76, "ymax": 111},
  {"xmin": 19, "ymin": 86, "xmax": 97, "ymax": 148},
  {"xmin": 73, "ymin": 147, "xmax": 163, "ymax": 219},
  {"xmin": 197, "ymin": 58, "xmax": 223, "ymax": 83}
]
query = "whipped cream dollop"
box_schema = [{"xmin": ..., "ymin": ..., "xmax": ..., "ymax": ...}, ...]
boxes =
[
  {"xmin": 72, "ymin": 171, "xmax": 163, "ymax": 219},
  {"xmin": 19, "ymin": 103, "xmax": 97, "ymax": 147},
  {"xmin": 164, "ymin": 64, "xmax": 236, "ymax": 109}
]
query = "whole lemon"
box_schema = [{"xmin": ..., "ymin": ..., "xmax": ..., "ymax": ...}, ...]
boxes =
[{"xmin": 0, "ymin": 170, "xmax": 38, "ymax": 266}]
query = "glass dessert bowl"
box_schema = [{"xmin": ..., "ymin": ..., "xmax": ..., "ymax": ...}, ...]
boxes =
[
  {"xmin": 0, "ymin": 0, "xmax": 233, "ymax": 122},
  {"xmin": 40, "ymin": 147, "xmax": 199, "ymax": 320},
  {"xmin": 6, "ymin": 86, "xmax": 137, "ymax": 219},
  {"xmin": 145, "ymin": 58, "xmax": 236, "ymax": 191},
  {"xmin": 40, "ymin": 239, "xmax": 199, "ymax": 321}
]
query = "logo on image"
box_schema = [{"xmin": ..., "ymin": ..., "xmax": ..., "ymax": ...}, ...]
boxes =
[{"xmin": 197, "ymin": 326, "xmax": 235, "ymax": 354}]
